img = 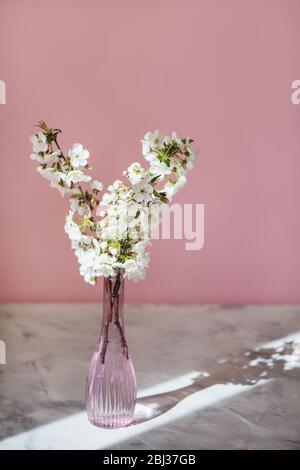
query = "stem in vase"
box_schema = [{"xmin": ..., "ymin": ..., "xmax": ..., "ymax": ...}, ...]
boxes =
[
  {"xmin": 100, "ymin": 270, "xmax": 129, "ymax": 364},
  {"xmin": 100, "ymin": 322, "xmax": 109, "ymax": 364},
  {"xmin": 114, "ymin": 294, "xmax": 129, "ymax": 359}
]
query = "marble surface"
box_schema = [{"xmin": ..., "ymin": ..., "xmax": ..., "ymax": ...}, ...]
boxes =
[{"xmin": 0, "ymin": 303, "xmax": 299, "ymax": 450}]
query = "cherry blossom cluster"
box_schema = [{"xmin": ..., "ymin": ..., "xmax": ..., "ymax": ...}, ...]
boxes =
[{"xmin": 30, "ymin": 122, "xmax": 198, "ymax": 284}]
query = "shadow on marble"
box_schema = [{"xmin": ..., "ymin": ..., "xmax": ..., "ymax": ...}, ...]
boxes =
[{"xmin": 132, "ymin": 340, "xmax": 300, "ymax": 425}]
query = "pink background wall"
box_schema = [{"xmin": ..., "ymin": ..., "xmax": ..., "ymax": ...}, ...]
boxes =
[{"xmin": 1, "ymin": 0, "xmax": 300, "ymax": 303}]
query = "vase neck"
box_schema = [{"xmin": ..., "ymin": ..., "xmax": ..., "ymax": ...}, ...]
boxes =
[
  {"xmin": 99, "ymin": 269, "xmax": 128, "ymax": 363},
  {"xmin": 102, "ymin": 269, "xmax": 125, "ymax": 327}
]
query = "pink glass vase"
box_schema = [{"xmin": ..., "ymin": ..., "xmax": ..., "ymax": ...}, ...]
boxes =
[{"xmin": 86, "ymin": 269, "xmax": 137, "ymax": 428}]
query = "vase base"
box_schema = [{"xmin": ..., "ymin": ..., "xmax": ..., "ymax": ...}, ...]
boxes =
[{"xmin": 87, "ymin": 415, "xmax": 136, "ymax": 429}]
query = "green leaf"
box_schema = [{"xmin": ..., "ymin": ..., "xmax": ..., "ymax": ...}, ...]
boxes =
[{"xmin": 150, "ymin": 175, "xmax": 161, "ymax": 184}]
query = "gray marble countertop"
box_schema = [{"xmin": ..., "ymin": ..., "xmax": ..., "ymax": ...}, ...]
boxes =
[{"xmin": 0, "ymin": 303, "xmax": 299, "ymax": 450}]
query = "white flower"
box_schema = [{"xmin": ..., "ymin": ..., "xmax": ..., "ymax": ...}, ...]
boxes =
[
  {"xmin": 64, "ymin": 212, "xmax": 82, "ymax": 241},
  {"xmin": 30, "ymin": 153, "xmax": 43, "ymax": 163},
  {"xmin": 110, "ymin": 215, "xmax": 128, "ymax": 238},
  {"xmin": 173, "ymin": 174, "xmax": 187, "ymax": 194},
  {"xmin": 78, "ymin": 248, "xmax": 98, "ymax": 268},
  {"xmin": 163, "ymin": 135, "xmax": 171, "ymax": 145},
  {"xmin": 133, "ymin": 240, "xmax": 150, "ymax": 254},
  {"xmin": 127, "ymin": 202, "xmax": 140, "ymax": 217},
  {"xmin": 187, "ymin": 144, "xmax": 198, "ymax": 160},
  {"xmin": 137, "ymin": 252, "xmax": 150, "ymax": 268},
  {"xmin": 186, "ymin": 159, "xmax": 194, "ymax": 171},
  {"xmin": 65, "ymin": 223, "xmax": 81, "ymax": 242},
  {"xmin": 141, "ymin": 130, "xmax": 164, "ymax": 156},
  {"xmin": 70, "ymin": 198, "xmax": 85, "ymax": 215},
  {"xmin": 77, "ymin": 242, "xmax": 116, "ymax": 280},
  {"xmin": 61, "ymin": 170, "xmax": 92, "ymax": 187},
  {"xmin": 91, "ymin": 180, "xmax": 103, "ymax": 192},
  {"xmin": 163, "ymin": 175, "xmax": 186, "ymax": 198},
  {"xmin": 101, "ymin": 225, "xmax": 118, "ymax": 240},
  {"xmin": 112, "ymin": 180, "xmax": 123, "ymax": 190},
  {"xmin": 74, "ymin": 234, "xmax": 91, "ymax": 250},
  {"xmin": 101, "ymin": 192, "xmax": 114, "ymax": 206},
  {"xmin": 144, "ymin": 152, "xmax": 160, "ymax": 165},
  {"xmin": 96, "ymin": 263, "xmax": 114, "ymax": 277},
  {"xmin": 98, "ymin": 253, "xmax": 112, "ymax": 264},
  {"xmin": 37, "ymin": 166, "xmax": 63, "ymax": 184},
  {"xmin": 32, "ymin": 151, "xmax": 61, "ymax": 165},
  {"xmin": 78, "ymin": 252, "xmax": 97, "ymax": 284},
  {"xmin": 123, "ymin": 256, "xmax": 148, "ymax": 281},
  {"xmin": 126, "ymin": 162, "xmax": 145, "ymax": 185},
  {"xmin": 68, "ymin": 143, "xmax": 89, "ymax": 169},
  {"xmin": 163, "ymin": 181, "xmax": 176, "ymax": 199},
  {"xmin": 124, "ymin": 259, "xmax": 138, "ymax": 274},
  {"xmin": 79, "ymin": 264, "xmax": 96, "ymax": 285},
  {"xmin": 49, "ymin": 181, "xmax": 72, "ymax": 197},
  {"xmin": 133, "ymin": 181, "xmax": 153, "ymax": 203},
  {"xmin": 171, "ymin": 131, "xmax": 182, "ymax": 146},
  {"xmin": 150, "ymin": 162, "xmax": 172, "ymax": 177},
  {"xmin": 30, "ymin": 124, "xmax": 197, "ymax": 285},
  {"xmin": 93, "ymin": 253, "xmax": 115, "ymax": 277},
  {"xmin": 43, "ymin": 151, "xmax": 61, "ymax": 165},
  {"xmin": 30, "ymin": 132, "xmax": 48, "ymax": 153}
]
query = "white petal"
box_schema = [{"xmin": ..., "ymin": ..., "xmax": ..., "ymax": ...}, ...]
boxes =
[
  {"xmin": 80, "ymin": 149, "xmax": 89, "ymax": 159},
  {"xmin": 73, "ymin": 143, "xmax": 83, "ymax": 153}
]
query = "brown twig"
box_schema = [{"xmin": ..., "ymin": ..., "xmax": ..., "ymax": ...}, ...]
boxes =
[
  {"xmin": 54, "ymin": 137, "xmax": 66, "ymax": 160},
  {"xmin": 99, "ymin": 271, "xmax": 129, "ymax": 363},
  {"xmin": 100, "ymin": 323, "xmax": 109, "ymax": 364},
  {"xmin": 78, "ymin": 186, "xmax": 94, "ymax": 213},
  {"xmin": 108, "ymin": 277, "xmax": 114, "ymax": 322},
  {"xmin": 53, "ymin": 135, "xmax": 95, "ymax": 216},
  {"xmin": 99, "ymin": 274, "xmax": 121, "ymax": 364},
  {"xmin": 114, "ymin": 292, "xmax": 129, "ymax": 359}
]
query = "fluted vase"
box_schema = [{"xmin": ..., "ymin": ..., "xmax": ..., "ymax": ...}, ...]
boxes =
[{"xmin": 86, "ymin": 269, "xmax": 137, "ymax": 428}]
